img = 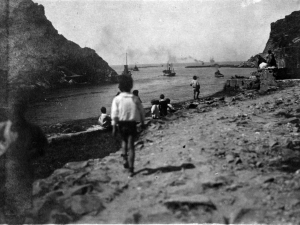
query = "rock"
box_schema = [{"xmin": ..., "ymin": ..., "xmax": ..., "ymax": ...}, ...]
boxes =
[
  {"xmin": 230, "ymin": 208, "xmax": 262, "ymax": 224},
  {"xmin": 188, "ymin": 103, "xmax": 198, "ymax": 109},
  {"xmin": 65, "ymin": 171, "xmax": 89, "ymax": 184},
  {"xmin": 256, "ymin": 162, "xmax": 263, "ymax": 168},
  {"xmin": 1, "ymin": 0, "xmax": 118, "ymax": 90},
  {"xmin": 48, "ymin": 210, "xmax": 73, "ymax": 224},
  {"xmin": 235, "ymin": 157, "xmax": 242, "ymax": 165},
  {"xmin": 263, "ymin": 122, "xmax": 277, "ymax": 131},
  {"xmin": 226, "ymin": 154, "xmax": 235, "ymax": 163},
  {"xmin": 64, "ymin": 161, "xmax": 88, "ymax": 170},
  {"xmin": 63, "ymin": 184, "xmax": 93, "ymax": 197},
  {"xmin": 63, "ymin": 195, "xmax": 104, "ymax": 216},
  {"xmin": 62, "ymin": 128, "xmax": 72, "ymax": 133},
  {"xmin": 164, "ymin": 195, "xmax": 217, "ymax": 210},
  {"xmin": 86, "ymin": 170, "xmax": 111, "ymax": 183}
]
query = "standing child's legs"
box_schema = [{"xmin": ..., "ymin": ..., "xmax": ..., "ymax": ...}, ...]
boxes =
[
  {"xmin": 127, "ymin": 134, "xmax": 135, "ymax": 175},
  {"xmin": 121, "ymin": 138, "xmax": 129, "ymax": 168},
  {"xmin": 196, "ymin": 89, "xmax": 200, "ymax": 99}
]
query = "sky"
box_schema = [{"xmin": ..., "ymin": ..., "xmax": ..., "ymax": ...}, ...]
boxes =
[{"xmin": 33, "ymin": 0, "xmax": 300, "ymax": 65}]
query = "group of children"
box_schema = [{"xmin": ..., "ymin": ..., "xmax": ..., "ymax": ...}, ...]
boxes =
[
  {"xmin": 98, "ymin": 75, "xmax": 145, "ymax": 177},
  {"xmin": 98, "ymin": 75, "xmax": 200, "ymax": 177},
  {"xmin": 150, "ymin": 94, "xmax": 175, "ymax": 119}
]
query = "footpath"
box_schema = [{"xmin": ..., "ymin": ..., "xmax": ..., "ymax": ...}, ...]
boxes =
[{"xmin": 29, "ymin": 83, "xmax": 300, "ymax": 224}]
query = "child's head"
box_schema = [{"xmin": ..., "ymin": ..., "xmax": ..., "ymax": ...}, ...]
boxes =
[
  {"xmin": 133, "ymin": 90, "xmax": 139, "ymax": 96},
  {"xmin": 101, "ymin": 107, "xmax": 106, "ymax": 114},
  {"xmin": 165, "ymin": 98, "xmax": 171, "ymax": 104},
  {"xmin": 160, "ymin": 94, "xmax": 165, "ymax": 100},
  {"xmin": 118, "ymin": 75, "xmax": 133, "ymax": 92},
  {"xmin": 193, "ymin": 75, "xmax": 197, "ymax": 80}
]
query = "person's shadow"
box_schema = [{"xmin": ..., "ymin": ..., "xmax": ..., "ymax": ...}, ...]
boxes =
[{"xmin": 134, "ymin": 163, "xmax": 195, "ymax": 176}]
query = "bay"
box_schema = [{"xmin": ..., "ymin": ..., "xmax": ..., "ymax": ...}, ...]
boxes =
[{"xmin": 27, "ymin": 63, "xmax": 256, "ymax": 125}]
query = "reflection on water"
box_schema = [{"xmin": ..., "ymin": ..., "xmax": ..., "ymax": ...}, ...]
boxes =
[{"xmin": 27, "ymin": 64, "xmax": 256, "ymax": 125}]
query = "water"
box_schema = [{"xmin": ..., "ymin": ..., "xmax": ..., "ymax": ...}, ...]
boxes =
[{"xmin": 27, "ymin": 63, "xmax": 256, "ymax": 125}]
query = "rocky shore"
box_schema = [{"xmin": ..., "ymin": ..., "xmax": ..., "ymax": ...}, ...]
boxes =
[{"xmin": 18, "ymin": 80, "xmax": 300, "ymax": 223}]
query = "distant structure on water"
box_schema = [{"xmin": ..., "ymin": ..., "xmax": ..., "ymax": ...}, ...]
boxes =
[
  {"xmin": 210, "ymin": 57, "xmax": 215, "ymax": 63},
  {"xmin": 163, "ymin": 62, "xmax": 176, "ymax": 76},
  {"xmin": 133, "ymin": 65, "xmax": 139, "ymax": 71},
  {"xmin": 121, "ymin": 53, "xmax": 132, "ymax": 76}
]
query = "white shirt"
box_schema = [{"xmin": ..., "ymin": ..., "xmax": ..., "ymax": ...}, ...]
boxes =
[
  {"xmin": 111, "ymin": 92, "xmax": 145, "ymax": 125},
  {"xmin": 151, "ymin": 104, "xmax": 160, "ymax": 118},
  {"xmin": 190, "ymin": 80, "xmax": 200, "ymax": 88}
]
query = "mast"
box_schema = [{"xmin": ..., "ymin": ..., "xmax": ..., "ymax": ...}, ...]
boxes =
[{"xmin": 126, "ymin": 52, "xmax": 127, "ymax": 65}]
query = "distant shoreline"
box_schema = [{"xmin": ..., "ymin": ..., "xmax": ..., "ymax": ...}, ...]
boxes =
[{"xmin": 185, "ymin": 64, "xmax": 254, "ymax": 68}]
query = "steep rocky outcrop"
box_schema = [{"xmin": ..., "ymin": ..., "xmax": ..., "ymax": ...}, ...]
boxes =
[
  {"xmin": 263, "ymin": 11, "xmax": 300, "ymax": 53},
  {"xmin": 245, "ymin": 10, "xmax": 300, "ymax": 77},
  {"xmin": 0, "ymin": 0, "xmax": 117, "ymax": 90}
]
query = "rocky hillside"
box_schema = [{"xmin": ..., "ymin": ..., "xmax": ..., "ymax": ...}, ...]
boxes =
[
  {"xmin": 0, "ymin": 0, "xmax": 117, "ymax": 90},
  {"xmin": 247, "ymin": 10, "xmax": 300, "ymax": 67},
  {"xmin": 263, "ymin": 10, "xmax": 300, "ymax": 53}
]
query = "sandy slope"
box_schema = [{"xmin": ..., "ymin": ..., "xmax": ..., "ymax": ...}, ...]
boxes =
[{"xmin": 29, "ymin": 84, "xmax": 300, "ymax": 224}]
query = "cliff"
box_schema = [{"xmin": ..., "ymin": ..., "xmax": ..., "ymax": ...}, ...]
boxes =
[
  {"xmin": 0, "ymin": 0, "xmax": 117, "ymax": 90},
  {"xmin": 263, "ymin": 11, "xmax": 300, "ymax": 53},
  {"xmin": 246, "ymin": 10, "xmax": 300, "ymax": 72}
]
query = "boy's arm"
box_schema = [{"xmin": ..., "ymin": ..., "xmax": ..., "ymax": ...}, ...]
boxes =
[
  {"xmin": 111, "ymin": 98, "xmax": 119, "ymax": 136},
  {"xmin": 137, "ymin": 101, "xmax": 145, "ymax": 127}
]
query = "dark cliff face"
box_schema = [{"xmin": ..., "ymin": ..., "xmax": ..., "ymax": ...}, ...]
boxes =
[
  {"xmin": 263, "ymin": 11, "xmax": 300, "ymax": 53},
  {"xmin": 0, "ymin": 0, "xmax": 117, "ymax": 90}
]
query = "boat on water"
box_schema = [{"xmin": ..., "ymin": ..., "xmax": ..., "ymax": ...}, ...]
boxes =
[
  {"xmin": 215, "ymin": 69, "xmax": 224, "ymax": 78},
  {"xmin": 121, "ymin": 53, "xmax": 132, "ymax": 76},
  {"xmin": 132, "ymin": 65, "xmax": 139, "ymax": 71},
  {"xmin": 163, "ymin": 62, "xmax": 176, "ymax": 76},
  {"xmin": 210, "ymin": 57, "xmax": 215, "ymax": 64}
]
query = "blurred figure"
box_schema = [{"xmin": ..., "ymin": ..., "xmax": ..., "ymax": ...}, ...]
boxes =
[
  {"xmin": 266, "ymin": 50, "xmax": 277, "ymax": 68},
  {"xmin": 4, "ymin": 100, "xmax": 47, "ymax": 223}
]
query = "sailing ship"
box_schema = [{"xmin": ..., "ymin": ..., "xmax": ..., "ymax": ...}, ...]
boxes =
[
  {"xmin": 121, "ymin": 53, "xmax": 132, "ymax": 76},
  {"xmin": 163, "ymin": 62, "xmax": 176, "ymax": 76},
  {"xmin": 210, "ymin": 57, "xmax": 215, "ymax": 63}
]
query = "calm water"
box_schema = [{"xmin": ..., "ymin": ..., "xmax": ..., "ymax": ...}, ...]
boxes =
[{"xmin": 27, "ymin": 63, "xmax": 256, "ymax": 125}]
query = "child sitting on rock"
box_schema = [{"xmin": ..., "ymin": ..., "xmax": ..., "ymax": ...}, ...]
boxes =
[
  {"xmin": 111, "ymin": 75, "xmax": 145, "ymax": 177},
  {"xmin": 98, "ymin": 107, "xmax": 112, "ymax": 129},
  {"xmin": 165, "ymin": 98, "xmax": 176, "ymax": 112},
  {"xmin": 159, "ymin": 94, "xmax": 168, "ymax": 116},
  {"xmin": 151, "ymin": 99, "xmax": 160, "ymax": 119}
]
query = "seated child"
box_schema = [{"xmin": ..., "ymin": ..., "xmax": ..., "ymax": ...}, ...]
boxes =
[
  {"xmin": 165, "ymin": 98, "xmax": 176, "ymax": 112},
  {"xmin": 98, "ymin": 107, "xmax": 112, "ymax": 129},
  {"xmin": 159, "ymin": 94, "xmax": 168, "ymax": 116},
  {"xmin": 151, "ymin": 99, "xmax": 160, "ymax": 119}
]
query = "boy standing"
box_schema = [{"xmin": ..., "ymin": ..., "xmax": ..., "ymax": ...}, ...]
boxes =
[
  {"xmin": 133, "ymin": 90, "xmax": 142, "ymax": 103},
  {"xmin": 190, "ymin": 76, "xmax": 200, "ymax": 100},
  {"xmin": 111, "ymin": 75, "xmax": 145, "ymax": 177}
]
